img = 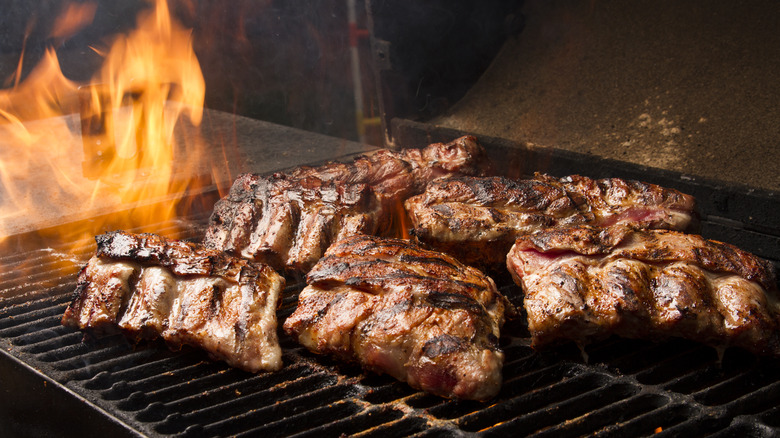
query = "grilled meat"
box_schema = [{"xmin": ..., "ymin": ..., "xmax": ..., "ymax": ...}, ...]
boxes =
[
  {"xmin": 405, "ymin": 174, "xmax": 697, "ymax": 270},
  {"xmin": 204, "ymin": 136, "xmax": 488, "ymax": 273},
  {"xmin": 506, "ymin": 224, "xmax": 780, "ymax": 356},
  {"xmin": 283, "ymin": 234, "xmax": 511, "ymax": 400},
  {"xmin": 286, "ymin": 135, "xmax": 489, "ymax": 201},
  {"xmin": 205, "ymin": 175, "xmax": 383, "ymax": 272},
  {"xmin": 62, "ymin": 231, "xmax": 285, "ymax": 373}
]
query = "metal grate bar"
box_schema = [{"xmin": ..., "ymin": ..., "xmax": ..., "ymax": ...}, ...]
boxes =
[
  {"xmin": 596, "ymin": 403, "xmax": 704, "ymax": 437},
  {"xmin": 283, "ymin": 406, "xmax": 406, "ymax": 438}
]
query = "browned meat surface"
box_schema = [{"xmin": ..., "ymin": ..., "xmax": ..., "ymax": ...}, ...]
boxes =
[
  {"xmin": 283, "ymin": 234, "xmax": 512, "ymax": 400},
  {"xmin": 205, "ymin": 175, "xmax": 383, "ymax": 272},
  {"xmin": 204, "ymin": 136, "xmax": 488, "ymax": 273},
  {"xmin": 286, "ymin": 135, "xmax": 488, "ymax": 200},
  {"xmin": 405, "ymin": 174, "xmax": 697, "ymax": 270},
  {"xmin": 537, "ymin": 174, "xmax": 697, "ymax": 229},
  {"xmin": 506, "ymin": 224, "xmax": 780, "ymax": 356},
  {"xmin": 62, "ymin": 231, "xmax": 285, "ymax": 373}
]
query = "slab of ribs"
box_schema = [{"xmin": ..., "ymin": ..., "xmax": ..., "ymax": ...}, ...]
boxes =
[
  {"xmin": 62, "ymin": 231, "xmax": 285, "ymax": 373},
  {"xmin": 405, "ymin": 174, "xmax": 698, "ymax": 271},
  {"xmin": 283, "ymin": 233, "xmax": 512, "ymax": 400},
  {"xmin": 506, "ymin": 224, "xmax": 780, "ymax": 356}
]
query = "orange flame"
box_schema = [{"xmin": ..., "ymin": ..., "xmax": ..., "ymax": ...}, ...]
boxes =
[
  {"xmin": 0, "ymin": 0, "xmax": 208, "ymax": 249},
  {"xmin": 50, "ymin": 2, "xmax": 98, "ymax": 41}
]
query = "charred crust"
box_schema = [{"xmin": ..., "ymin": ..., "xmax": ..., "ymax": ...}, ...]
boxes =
[
  {"xmin": 422, "ymin": 334, "xmax": 466, "ymax": 358},
  {"xmin": 62, "ymin": 277, "xmax": 90, "ymax": 326},
  {"xmin": 398, "ymin": 253, "xmax": 459, "ymax": 271},
  {"xmin": 425, "ymin": 291, "xmax": 483, "ymax": 314},
  {"xmin": 209, "ymin": 283, "xmax": 223, "ymax": 318},
  {"xmin": 92, "ymin": 231, "xmax": 275, "ymax": 284}
]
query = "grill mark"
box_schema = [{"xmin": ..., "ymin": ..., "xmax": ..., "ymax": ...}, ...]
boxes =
[
  {"xmin": 312, "ymin": 292, "xmax": 347, "ymax": 326},
  {"xmin": 307, "ymin": 259, "xmax": 394, "ymax": 284},
  {"xmin": 314, "ymin": 243, "xmax": 476, "ymax": 286},
  {"xmin": 233, "ymin": 320, "xmax": 247, "ymax": 344},
  {"xmin": 209, "ymin": 283, "xmax": 222, "ymax": 319},
  {"xmin": 461, "ymin": 177, "xmax": 565, "ymax": 209},
  {"xmin": 340, "ymin": 272, "xmax": 486, "ymax": 296},
  {"xmin": 398, "ymin": 254, "xmax": 460, "ymax": 271},
  {"xmin": 329, "ymin": 235, "xmax": 410, "ymax": 255},
  {"xmin": 469, "ymin": 178, "xmax": 498, "ymax": 206},
  {"xmin": 425, "ymin": 291, "xmax": 484, "ymax": 313},
  {"xmin": 421, "ymin": 334, "xmax": 466, "ymax": 358}
]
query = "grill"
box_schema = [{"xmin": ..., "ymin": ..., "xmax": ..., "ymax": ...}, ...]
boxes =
[
  {"xmin": 3, "ymin": 1, "xmax": 780, "ymax": 436},
  {"xmin": 2, "ymin": 127, "xmax": 779, "ymax": 437}
]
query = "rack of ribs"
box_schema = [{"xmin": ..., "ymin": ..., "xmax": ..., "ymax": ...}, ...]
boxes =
[
  {"xmin": 62, "ymin": 231, "xmax": 286, "ymax": 373},
  {"xmin": 203, "ymin": 136, "xmax": 489, "ymax": 273},
  {"xmin": 506, "ymin": 224, "xmax": 780, "ymax": 356},
  {"xmin": 405, "ymin": 174, "xmax": 697, "ymax": 270},
  {"xmin": 283, "ymin": 234, "xmax": 513, "ymax": 400}
]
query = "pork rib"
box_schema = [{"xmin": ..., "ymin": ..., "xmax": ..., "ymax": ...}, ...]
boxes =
[
  {"xmin": 62, "ymin": 231, "xmax": 286, "ymax": 373},
  {"xmin": 205, "ymin": 175, "xmax": 383, "ymax": 272},
  {"xmin": 405, "ymin": 174, "xmax": 697, "ymax": 270},
  {"xmin": 204, "ymin": 136, "xmax": 488, "ymax": 273},
  {"xmin": 283, "ymin": 234, "xmax": 511, "ymax": 400},
  {"xmin": 506, "ymin": 224, "xmax": 780, "ymax": 356}
]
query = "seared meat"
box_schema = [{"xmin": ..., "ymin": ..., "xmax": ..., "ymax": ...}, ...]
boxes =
[
  {"xmin": 506, "ymin": 224, "xmax": 780, "ymax": 356},
  {"xmin": 283, "ymin": 234, "xmax": 511, "ymax": 400},
  {"xmin": 538, "ymin": 174, "xmax": 697, "ymax": 229},
  {"xmin": 405, "ymin": 174, "xmax": 697, "ymax": 270},
  {"xmin": 286, "ymin": 135, "xmax": 488, "ymax": 201},
  {"xmin": 205, "ymin": 175, "xmax": 383, "ymax": 272},
  {"xmin": 204, "ymin": 136, "xmax": 488, "ymax": 273},
  {"xmin": 62, "ymin": 231, "xmax": 285, "ymax": 373}
]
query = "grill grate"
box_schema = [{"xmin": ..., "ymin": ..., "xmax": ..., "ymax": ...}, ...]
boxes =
[{"xmin": 2, "ymin": 215, "xmax": 780, "ymax": 437}]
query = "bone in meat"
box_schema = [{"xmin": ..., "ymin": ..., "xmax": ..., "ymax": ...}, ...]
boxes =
[
  {"xmin": 62, "ymin": 231, "xmax": 285, "ymax": 373},
  {"xmin": 405, "ymin": 174, "xmax": 697, "ymax": 270},
  {"xmin": 506, "ymin": 224, "xmax": 780, "ymax": 356},
  {"xmin": 283, "ymin": 234, "xmax": 512, "ymax": 400}
]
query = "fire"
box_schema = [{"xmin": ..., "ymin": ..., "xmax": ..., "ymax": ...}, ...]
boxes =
[
  {"xmin": 392, "ymin": 199, "xmax": 413, "ymax": 240},
  {"xmin": 0, "ymin": 0, "xmax": 207, "ymax": 250},
  {"xmin": 50, "ymin": 2, "xmax": 98, "ymax": 41}
]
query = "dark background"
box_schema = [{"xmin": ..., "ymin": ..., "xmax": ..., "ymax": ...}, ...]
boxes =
[{"xmin": 0, "ymin": 0, "xmax": 380, "ymax": 143}]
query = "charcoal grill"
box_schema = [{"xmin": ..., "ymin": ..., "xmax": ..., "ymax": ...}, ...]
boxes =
[
  {"xmin": 1, "ymin": 119, "xmax": 779, "ymax": 437},
  {"xmin": 3, "ymin": 1, "xmax": 780, "ymax": 436}
]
